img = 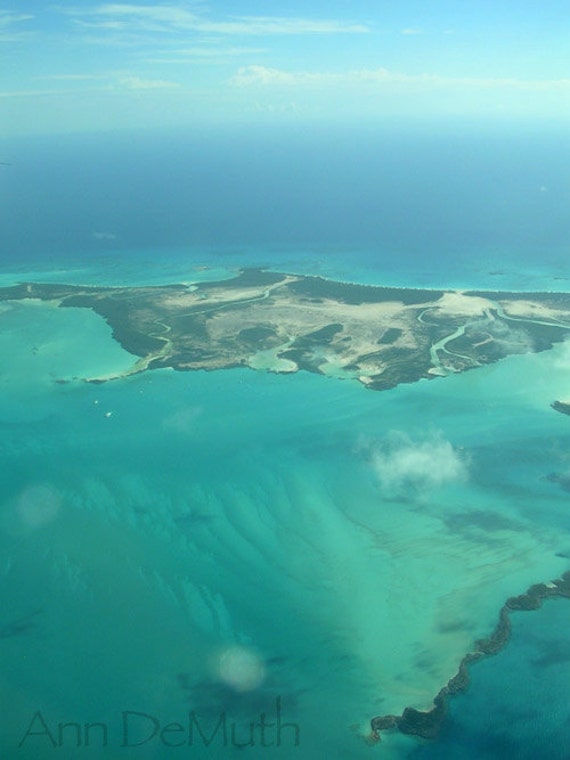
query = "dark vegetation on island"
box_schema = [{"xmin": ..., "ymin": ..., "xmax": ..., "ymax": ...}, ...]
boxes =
[
  {"xmin": 369, "ymin": 571, "xmax": 570, "ymax": 743},
  {"xmin": 0, "ymin": 269, "xmax": 569, "ymax": 393},
  {"xmin": 287, "ymin": 275, "xmax": 445, "ymax": 305},
  {"xmin": 466, "ymin": 290, "xmax": 570, "ymax": 306},
  {"xmin": 377, "ymin": 327, "xmax": 403, "ymax": 344},
  {"xmin": 448, "ymin": 317, "xmax": 570, "ymax": 361},
  {"xmin": 357, "ymin": 345, "xmax": 435, "ymax": 391},
  {"xmin": 551, "ymin": 400, "xmax": 570, "ymax": 416},
  {"xmin": 204, "ymin": 268, "xmax": 285, "ymax": 289}
]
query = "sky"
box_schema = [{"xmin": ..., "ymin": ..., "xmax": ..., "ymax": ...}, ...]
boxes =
[{"xmin": 1, "ymin": 1, "xmax": 570, "ymax": 135}]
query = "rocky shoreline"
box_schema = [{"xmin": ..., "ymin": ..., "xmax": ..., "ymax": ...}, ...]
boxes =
[
  {"xmin": 551, "ymin": 400, "xmax": 570, "ymax": 416},
  {"xmin": 369, "ymin": 571, "xmax": 570, "ymax": 743}
]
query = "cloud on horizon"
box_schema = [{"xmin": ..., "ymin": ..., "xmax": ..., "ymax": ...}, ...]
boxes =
[
  {"xmin": 145, "ymin": 46, "xmax": 269, "ymax": 65},
  {"xmin": 118, "ymin": 75, "xmax": 180, "ymax": 89},
  {"xmin": 229, "ymin": 64, "xmax": 570, "ymax": 93},
  {"xmin": 0, "ymin": 73, "xmax": 181, "ymax": 99}
]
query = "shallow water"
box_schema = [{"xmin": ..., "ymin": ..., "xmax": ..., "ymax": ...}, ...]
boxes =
[
  {"xmin": 2, "ymin": 126, "xmax": 570, "ymax": 757},
  {"xmin": 1, "ymin": 276, "xmax": 570, "ymax": 758}
]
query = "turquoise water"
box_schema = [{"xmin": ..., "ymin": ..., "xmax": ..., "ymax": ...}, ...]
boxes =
[
  {"xmin": 1, "ymin": 259, "xmax": 570, "ymax": 759},
  {"xmin": 1, "ymin": 243, "xmax": 568, "ymax": 294},
  {"xmin": 2, "ymin": 127, "xmax": 570, "ymax": 757},
  {"xmin": 412, "ymin": 599, "xmax": 570, "ymax": 760}
]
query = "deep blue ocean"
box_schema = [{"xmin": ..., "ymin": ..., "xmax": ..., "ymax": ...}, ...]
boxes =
[
  {"xmin": 2, "ymin": 123, "xmax": 570, "ymax": 289},
  {"xmin": 1, "ymin": 124, "xmax": 570, "ymax": 759}
]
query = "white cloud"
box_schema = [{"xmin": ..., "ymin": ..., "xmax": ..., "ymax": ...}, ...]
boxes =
[
  {"xmin": 146, "ymin": 46, "xmax": 268, "ymax": 64},
  {"xmin": 215, "ymin": 645, "xmax": 266, "ymax": 692},
  {"xmin": 118, "ymin": 75, "xmax": 180, "ymax": 89},
  {"xmin": 229, "ymin": 65, "xmax": 570, "ymax": 93},
  {"xmin": 64, "ymin": 5, "xmax": 370, "ymax": 36},
  {"xmin": 0, "ymin": 72, "xmax": 181, "ymax": 99},
  {"xmin": 230, "ymin": 65, "xmax": 419, "ymax": 87},
  {"xmin": 552, "ymin": 337, "xmax": 570, "ymax": 370},
  {"xmin": 232, "ymin": 65, "xmax": 328, "ymax": 86},
  {"xmin": 253, "ymin": 101, "xmax": 300, "ymax": 115},
  {"xmin": 75, "ymin": 3, "xmax": 198, "ymax": 29},
  {"xmin": 74, "ymin": 19, "xmax": 129, "ymax": 31},
  {"xmin": 37, "ymin": 74, "xmax": 109, "ymax": 82},
  {"xmin": 482, "ymin": 320, "xmax": 535, "ymax": 355},
  {"xmin": 0, "ymin": 11, "xmax": 34, "ymax": 27},
  {"xmin": 0, "ymin": 88, "xmax": 90, "ymax": 98},
  {"xmin": 401, "ymin": 28, "xmax": 423, "ymax": 35},
  {"xmin": 194, "ymin": 16, "xmax": 370, "ymax": 36},
  {"xmin": 0, "ymin": 10, "xmax": 34, "ymax": 41},
  {"xmin": 369, "ymin": 432, "xmax": 469, "ymax": 498}
]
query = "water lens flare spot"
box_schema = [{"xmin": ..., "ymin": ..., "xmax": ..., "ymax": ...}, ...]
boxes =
[
  {"xmin": 216, "ymin": 646, "xmax": 266, "ymax": 692},
  {"xmin": 162, "ymin": 405, "xmax": 202, "ymax": 434},
  {"xmin": 17, "ymin": 484, "xmax": 62, "ymax": 529}
]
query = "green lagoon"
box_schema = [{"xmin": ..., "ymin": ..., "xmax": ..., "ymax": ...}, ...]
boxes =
[{"xmin": 2, "ymin": 284, "xmax": 570, "ymax": 758}]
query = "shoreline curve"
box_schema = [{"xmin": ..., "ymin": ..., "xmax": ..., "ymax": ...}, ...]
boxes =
[{"xmin": 369, "ymin": 570, "xmax": 570, "ymax": 743}]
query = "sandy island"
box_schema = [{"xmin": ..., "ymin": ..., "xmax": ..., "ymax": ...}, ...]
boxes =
[{"xmin": 0, "ymin": 269, "xmax": 569, "ymax": 392}]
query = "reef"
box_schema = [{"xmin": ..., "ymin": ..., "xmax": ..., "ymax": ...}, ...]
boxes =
[
  {"xmin": 369, "ymin": 571, "xmax": 570, "ymax": 742},
  {"xmin": 551, "ymin": 400, "xmax": 570, "ymax": 416}
]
